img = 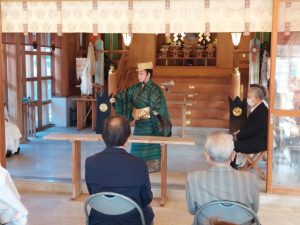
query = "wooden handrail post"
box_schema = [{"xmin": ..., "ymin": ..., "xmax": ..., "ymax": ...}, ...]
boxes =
[{"xmin": 231, "ymin": 67, "xmax": 241, "ymax": 99}]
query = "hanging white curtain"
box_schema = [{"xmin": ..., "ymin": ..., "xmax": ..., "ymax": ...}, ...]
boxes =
[{"xmin": 1, "ymin": 0, "xmax": 300, "ymax": 33}]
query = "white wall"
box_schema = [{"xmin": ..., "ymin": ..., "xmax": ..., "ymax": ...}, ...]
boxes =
[{"xmin": 51, "ymin": 97, "xmax": 76, "ymax": 127}]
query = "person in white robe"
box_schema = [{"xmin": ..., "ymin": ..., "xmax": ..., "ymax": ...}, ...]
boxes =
[
  {"xmin": 80, "ymin": 42, "xmax": 96, "ymax": 95},
  {"xmin": 0, "ymin": 165, "xmax": 28, "ymax": 225},
  {"xmin": 4, "ymin": 104, "xmax": 22, "ymax": 154}
]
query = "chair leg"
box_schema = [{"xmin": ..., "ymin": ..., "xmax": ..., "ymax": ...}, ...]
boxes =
[
  {"xmin": 241, "ymin": 152, "xmax": 266, "ymax": 180},
  {"xmin": 241, "ymin": 154, "xmax": 253, "ymax": 169},
  {"xmin": 252, "ymin": 152, "xmax": 266, "ymax": 180}
]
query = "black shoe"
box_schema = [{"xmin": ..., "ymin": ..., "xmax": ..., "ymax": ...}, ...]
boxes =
[
  {"xmin": 6, "ymin": 150, "xmax": 12, "ymax": 158},
  {"xmin": 16, "ymin": 147, "xmax": 20, "ymax": 154},
  {"xmin": 230, "ymin": 161, "xmax": 239, "ymax": 170}
]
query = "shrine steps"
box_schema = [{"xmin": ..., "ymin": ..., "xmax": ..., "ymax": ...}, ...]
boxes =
[
  {"xmin": 159, "ymin": 75, "xmax": 231, "ymax": 128},
  {"xmin": 171, "ymin": 118, "xmax": 229, "ymax": 128}
]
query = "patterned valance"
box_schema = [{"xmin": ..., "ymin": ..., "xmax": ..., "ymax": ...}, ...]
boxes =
[{"xmin": 1, "ymin": 0, "xmax": 300, "ymax": 33}]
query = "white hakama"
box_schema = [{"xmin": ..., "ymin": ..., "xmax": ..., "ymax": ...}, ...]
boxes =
[
  {"xmin": 4, "ymin": 106, "xmax": 22, "ymax": 154},
  {"xmin": 5, "ymin": 121, "xmax": 22, "ymax": 154}
]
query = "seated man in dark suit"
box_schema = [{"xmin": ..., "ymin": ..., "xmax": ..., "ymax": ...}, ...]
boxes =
[
  {"xmin": 85, "ymin": 115, "xmax": 154, "ymax": 225},
  {"xmin": 231, "ymin": 85, "xmax": 268, "ymax": 168}
]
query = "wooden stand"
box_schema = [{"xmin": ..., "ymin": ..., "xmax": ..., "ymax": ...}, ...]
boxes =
[
  {"xmin": 74, "ymin": 98, "xmax": 97, "ymax": 131},
  {"xmin": 44, "ymin": 133, "xmax": 195, "ymax": 206},
  {"xmin": 167, "ymin": 99, "xmax": 196, "ymax": 137}
]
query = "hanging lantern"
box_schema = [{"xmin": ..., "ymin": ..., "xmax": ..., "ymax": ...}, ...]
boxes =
[
  {"xmin": 122, "ymin": 33, "xmax": 132, "ymax": 47},
  {"xmin": 231, "ymin": 33, "xmax": 242, "ymax": 48}
]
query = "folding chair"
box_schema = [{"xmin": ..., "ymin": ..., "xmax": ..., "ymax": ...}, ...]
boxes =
[
  {"xmin": 193, "ymin": 200, "xmax": 260, "ymax": 225},
  {"xmin": 84, "ymin": 192, "xmax": 146, "ymax": 225},
  {"xmin": 241, "ymin": 151, "xmax": 266, "ymax": 180}
]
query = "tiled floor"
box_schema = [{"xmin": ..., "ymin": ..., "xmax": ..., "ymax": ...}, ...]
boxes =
[
  {"xmin": 20, "ymin": 188, "xmax": 300, "ymax": 225},
  {"xmin": 6, "ymin": 126, "xmax": 256, "ymax": 179},
  {"xmin": 7, "ymin": 126, "xmax": 267, "ymax": 192},
  {"xmin": 7, "ymin": 126, "xmax": 299, "ymax": 224}
]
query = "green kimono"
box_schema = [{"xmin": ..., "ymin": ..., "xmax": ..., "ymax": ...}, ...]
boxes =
[{"xmin": 114, "ymin": 80, "xmax": 170, "ymax": 169}]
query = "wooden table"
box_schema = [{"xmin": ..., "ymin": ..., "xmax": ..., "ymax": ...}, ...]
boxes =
[
  {"xmin": 73, "ymin": 98, "xmax": 97, "ymax": 131},
  {"xmin": 44, "ymin": 133, "xmax": 195, "ymax": 206}
]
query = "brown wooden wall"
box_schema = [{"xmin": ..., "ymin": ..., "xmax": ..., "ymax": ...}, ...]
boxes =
[{"xmin": 125, "ymin": 33, "xmax": 251, "ymax": 128}]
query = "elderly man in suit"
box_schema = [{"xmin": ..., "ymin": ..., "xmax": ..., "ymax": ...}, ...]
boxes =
[
  {"xmin": 186, "ymin": 132, "xmax": 259, "ymax": 215},
  {"xmin": 85, "ymin": 115, "xmax": 154, "ymax": 225},
  {"xmin": 231, "ymin": 85, "xmax": 268, "ymax": 168}
]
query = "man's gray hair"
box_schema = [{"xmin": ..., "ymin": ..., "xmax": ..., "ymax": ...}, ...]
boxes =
[
  {"xmin": 249, "ymin": 84, "xmax": 267, "ymax": 100},
  {"xmin": 204, "ymin": 132, "xmax": 234, "ymax": 163}
]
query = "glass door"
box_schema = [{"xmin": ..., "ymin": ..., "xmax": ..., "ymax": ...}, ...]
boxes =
[
  {"xmin": 22, "ymin": 33, "xmax": 53, "ymax": 130},
  {"xmin": 267, "ymin": 0, "xmax": 300, "ymax": 194}
]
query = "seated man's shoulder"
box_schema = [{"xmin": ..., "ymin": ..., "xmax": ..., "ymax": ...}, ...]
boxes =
[
  {"xmin": 187, "ymin": 169, "xmax": 208, "ymax": 181},
  {"xmin": 86, "ymin": 149, "xmax": 147, "ymax": 169},
  {"xmin": 127, "ymin": 154, "xmax": 148, "ymax": 167},
  {"xmin": 236, "ymin": 170, "xmax": 258, "ymax": 181},
  {"xmin": 86, "ymin": 151, "xmax": 103, "ymax": 162}
]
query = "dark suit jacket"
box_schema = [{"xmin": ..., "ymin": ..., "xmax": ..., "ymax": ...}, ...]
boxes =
[
  {"xmin": 235, "ymin": 102, "xmax": 268, "ymax": 153},
  {"xmin": 85, "ymin": 147, "xmax": 154, "ymax": 225}
]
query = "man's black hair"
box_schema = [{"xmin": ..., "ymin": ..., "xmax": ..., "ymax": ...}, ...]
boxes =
[{"xmin": 145, "ymin": 69, "xmax": 153, "ymax": 78}]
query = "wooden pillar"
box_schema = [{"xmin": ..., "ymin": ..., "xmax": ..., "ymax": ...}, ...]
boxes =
[
  {"xmin": 6, "ymin": 34, "xmax": 23, "ymax": 133},
  {"xmin": 0, "ymin": 5, "xmax": 6, "ymax": 167},
  {"xmin": 266, "ymin": 0, "xmax": 279, "ymax": 193},
  {"xmin": 91, "ymin": 101, "xmax": 97, "ymax": 131},
  {"xmin": 231, "ymin": 67, "xmax": 241, "ymax": 99},
  {"xmin": 16, "ymin": 35, "xmax": 23, "ymax": 137},
  {"xmin": 108, "ymin": 69, "xmax": 117, "ymax": 96}
]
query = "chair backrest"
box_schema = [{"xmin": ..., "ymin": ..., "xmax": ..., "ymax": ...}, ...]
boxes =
[
  {"xmin": 84, "ymin": 192, "xmax": 146, "ymax": 225},
  {"xmin": 193, "ymin": 200, "xmax": 260, "ymax": 225}
]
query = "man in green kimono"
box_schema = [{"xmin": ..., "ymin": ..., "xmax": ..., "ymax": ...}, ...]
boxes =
[{"xmin": 110, "ymin": 62, "xmax": 170, "ymax": 172}]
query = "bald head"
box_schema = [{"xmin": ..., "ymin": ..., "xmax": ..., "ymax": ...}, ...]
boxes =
[{"xmin": 102, "ymin": 115, "xmax": 131, "ymax": 147}]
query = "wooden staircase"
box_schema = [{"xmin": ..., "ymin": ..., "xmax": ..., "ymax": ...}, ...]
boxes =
[{"xmin": 124, "ymin": 71, "xmax": 231, "ymax": 128}]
